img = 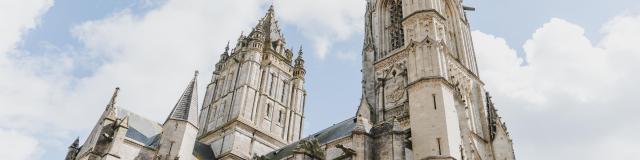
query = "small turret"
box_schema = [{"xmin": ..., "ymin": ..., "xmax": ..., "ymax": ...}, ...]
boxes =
[
  {"xmin": 235, "ymin": 32, "xmax": 246, "ymax": 50},
  {"xmin": 293, "ymin": 47, "xmax": 306, "ymax": 79},
  {"xmin": 220, "ymin": 41, "xmax": 230, "ymax": 61},
  {"xmin": 215, "ymin": 42, "xmax": 231, "ymax": 73}
]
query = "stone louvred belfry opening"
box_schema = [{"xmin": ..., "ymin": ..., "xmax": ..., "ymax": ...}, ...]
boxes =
[{"xmin": 66, "ymin": 1, "xmax": 515, "ymax": 159}]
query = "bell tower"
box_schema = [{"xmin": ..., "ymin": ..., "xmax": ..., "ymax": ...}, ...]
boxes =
[
  {"xmin": 196, "ymin": 5, "xmax": 306, "ymax": 159},
  {"xmin": 362, "ymin": 0, "xmax": 495, "ymax": 159}
]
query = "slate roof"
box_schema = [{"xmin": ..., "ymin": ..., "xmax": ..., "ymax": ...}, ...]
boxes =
[
  {"xmin": 261, "ymin": 117, "xmax": 357, "ymax": 159},
  {"xmin": 117, "ymin": 109, "xmax": 162, "ymax": 147},
  {"xmin": 117, "ymin": 108, "xmax": 215, "ymax": 159},
  {"xmin": 167, "ymin": 73, "xmax": 199, "ymax": 126}
]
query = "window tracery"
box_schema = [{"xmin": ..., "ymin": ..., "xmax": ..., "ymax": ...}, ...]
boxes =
[{"xmin": 389, "ymin": 0, "xmax": 404, "ymax": 51}]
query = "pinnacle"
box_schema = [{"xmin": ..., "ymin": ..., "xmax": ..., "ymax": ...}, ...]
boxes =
[
  {"xmin": 298, "ymin": 45, "xmax": 303, "ymax": 56},
  {"xmin": 107, "ymin": 87, "xmax": 120, "ymax": 108},
  {"xmin": 71, "ymin": 137, "xmax": 80, "ymax": 148}
]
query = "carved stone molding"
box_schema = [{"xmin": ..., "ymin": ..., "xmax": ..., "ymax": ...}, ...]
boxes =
[{"xmin": 374, "ymin": 50, "xmax": 408, "ymax": 73}]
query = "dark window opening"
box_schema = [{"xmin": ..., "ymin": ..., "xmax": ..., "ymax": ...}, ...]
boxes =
[{"xmin": 389, "ymin": 0, "xmax": 404, "ymax": 51}]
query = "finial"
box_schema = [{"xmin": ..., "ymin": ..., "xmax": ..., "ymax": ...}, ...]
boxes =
[
  {"xmin": 225, "ymin": 41, "xmax": 230, "ymax": 52},
  {"xmin": 268, "ymin": 3, "xmax": 275, "ymax": 12},
  {"xmin": 194, "ymin": 70, "xmax": 199, "ymax": 77},
  {"xmin": 298, "ymin": 45, "xmax": 303, "ymax": 56}
]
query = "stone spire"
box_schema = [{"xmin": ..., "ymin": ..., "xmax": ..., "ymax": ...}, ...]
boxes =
[
  {"xmin": 293, "ymin": 46, "xmax": 306, "ymax": 79},
  {"xmin": 220, "ymin": 41, "xmax": 230, "ymax": 61},
  {"xmin": 224, "ymin": 41, "xmax": 230, "ymax": 54},
  {"xmin": 107, "ymin": 87, "xmax": 119, "ymax": 108},
  {"xmin": 235, "ymin": 32, "xmax": 245, "ymax": 50},
  {"xmin": 105, "ymin": 87, "xmax": 120, "ymax": 120},
  {"xmin": 248, "ymin": 4, "xmax": 286, "ymax": 49},
  {"xmin": 65, "ymin": 137, "xmax": 81, "ymax": 160},
  {"xmin": 70, "ymin": 137, "xmax": 80, "ymax": 148},
  {"xmin": 295, "ymin": 46, "xmax": 305, "ymax": 67},
  {"xmin": 166, "ymin": 71, "xmax": 199, "ymax": 127}
]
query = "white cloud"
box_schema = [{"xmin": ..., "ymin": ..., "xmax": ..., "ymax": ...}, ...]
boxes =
[
  {"xmin": 0, "ymin": 0, "xmax": 53, "ymax": 54},
  {"xmin": 0, "ymin": 0, "xmax": 266, "ymax": 157},
  {"xmin": 67, "ymin": 0, "xmax": 266, "ymax": 124},
  {"xmin": 277, "ymin": 0, "xmax": 365, "ymax": 59},
  {"xmin": 6, "ymin": 0, "xmax": 266, "ymax": 129},
  {"xmin": 0, "ymin": 0, "xmax": 367, "ymax": 158},
  {"xmin": 0, "ymin": 129, "xmax": 40, "ymax": 160},
  {"xmin": 2, "ymin": 0, "xmax": 639, "ymax": 159},
  {"xmin": 473, "ymin": 15, "xmax": 640, "ymax": 160},
  {"xmin": 0, "ymin": 0, "xmax": 52, "ymax": 158}
]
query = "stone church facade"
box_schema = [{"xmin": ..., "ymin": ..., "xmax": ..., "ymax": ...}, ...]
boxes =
[{"xmin": 65, "ymin": 0, "xmax": 515, "ymax": 160}]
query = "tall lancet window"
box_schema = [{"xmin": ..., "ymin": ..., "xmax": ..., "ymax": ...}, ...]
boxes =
[{"xmin": 389, "ymin": 0, "xmax": 404, "ymax": 51}]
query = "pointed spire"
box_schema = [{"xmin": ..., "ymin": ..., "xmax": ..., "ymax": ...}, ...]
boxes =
[
  {"xmin": 166, "ymin": 71, "xmax": 199, "ymax": 127},
  {"xmin": 268, "ymin": 3, "xmax": 275, "ymax": 13},
  {"xmin": 295, "ymin": 46, "xmax": 305, "ymax": 68},
  {"xmin": 220, "ymin": 41, "xmax": 230, "ymax": 61},
  {"xmin": 237, "ymin": 31, "xmax": 245, "ymax": 42},
  {"xmin": 70, "ymin": 137, "xmax": 80, "ymax": 148},
  {"xmin": 293, "ymin": 46, "xmax": 306, "ymax": 79},
  {"xmin": 224, "ymin": 41, "xmax": 230, "ymax": 53},
  {"xmin": 104, "ymin": 87, "xmax": 120, "ymax": 120},
  {"xmin": 356, "ymin": 92, "xmax": 372, "ymax": 121},
  {"xmin": 107, "ymin": 87, "xmax": 120, "ymax": 109},
  {"xmin": 249, "ymin": 4, "xmax": 285, "ymax": 47}
]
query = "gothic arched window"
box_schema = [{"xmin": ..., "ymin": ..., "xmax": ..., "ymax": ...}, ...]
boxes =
[{"xmin": 389, "ymin": 0, "xmax": 404, "ymax": 51}]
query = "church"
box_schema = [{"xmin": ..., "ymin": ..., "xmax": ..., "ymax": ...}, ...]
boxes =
[{"xmin": 65, "ymin": 0, "xmax": 515, "ymax": 159}]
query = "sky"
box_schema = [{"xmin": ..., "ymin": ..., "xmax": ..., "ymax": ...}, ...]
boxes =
[{"xmin": 1, "ymin": 0, "xmax": 639, "ymax": 159}]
